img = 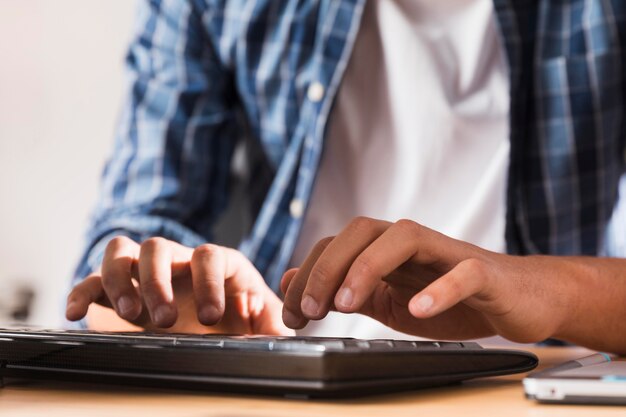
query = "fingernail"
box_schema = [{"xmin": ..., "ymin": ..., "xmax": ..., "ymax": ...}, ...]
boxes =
[
  {"xmin": 336, "ymin": 288, "xmax": 354, "ymax": 310},
  {"xmin": 117, "ymin": 296, "xmax": 135, "ymax": 316},
  {"xmin": 301, "ymin": 295, "xmax": 319, "ymax": 317},
  {"xmin": 199, "ymin": 305, "xmax": 221, "ymax": 324},
  {"xmin": 282, "ymin": 308, "xmax": 303, "ymax": 329},
  {"xmin": 153, "ymin": 304, "xmax": 174, "ymax": 326},
  {"xmin": 416, "ymin": 294, "xmax": 434, "ymax": 313}
]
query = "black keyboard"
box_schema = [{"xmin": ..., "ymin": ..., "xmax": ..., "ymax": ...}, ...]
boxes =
[{"xmin": 0, "ymin": 328, "xmax": 537, "ymax": 397}]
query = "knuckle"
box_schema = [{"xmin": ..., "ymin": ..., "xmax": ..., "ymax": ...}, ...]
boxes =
[
  {"xmin": 313, "ymin": 236, "xmax": 334, "ymax": 252},
  {"xmin": 465, "ymin": 257, "xmax": 493, "ymax": 288},
  {"xmin": 349, "ymin": 216, "xmax": 375, "ymax": 232},
  {"xmin": 140, "ymin": 236, "xmax": 167, "ymax": 252},
  {"xmin": 309, "ymin": 262, "xmax": 334, "ymax": 287},
  {"xmin": 395, "ymin": 218, "xmax": 421, "ymax": 237},
  {"xmin": 192, "ymin": 243, "xmax": 220, "ymax": 262},
  {"xmin": 351, "ymin": 255, "xmax": 378, "ymax": 279},
  {"xmin": 106, "ymin": 235, "xmax": 134, "ymax": 253},
  {"xmin": 461, "ymin": 257, "xmax": 487, "ymax": 276}
]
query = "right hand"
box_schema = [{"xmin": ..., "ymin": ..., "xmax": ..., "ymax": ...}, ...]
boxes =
[{"xmin": 66, "ymin": 236, "xmax": 293, "ymax": 335}]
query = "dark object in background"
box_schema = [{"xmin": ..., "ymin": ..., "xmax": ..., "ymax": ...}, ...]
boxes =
[
  {"xmin": 0, "ymin": 284, "xmax": 35, "ymax": 323},
  {"xmin": 11, "ymin": 286, "xmax": 34, "ymax": 321}
]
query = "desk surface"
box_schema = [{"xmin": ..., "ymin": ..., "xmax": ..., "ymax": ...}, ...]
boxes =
[{"xmin": 1, "ymin": 346, "xmax": 625, "ymax": 417}]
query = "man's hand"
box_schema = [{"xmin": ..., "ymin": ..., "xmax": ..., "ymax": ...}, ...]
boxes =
[
  {"xmin": 281, "ymin": 217, "xmax": 626, "ymax": 352},
  {"xmin": 66, "ymin": 236, "xmax": 293, "ymax": 335}
]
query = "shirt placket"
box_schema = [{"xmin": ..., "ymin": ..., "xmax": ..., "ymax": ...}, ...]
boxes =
[{"xmin": 245, "ymin": 0, "xmax": 368, "ymax": 290}]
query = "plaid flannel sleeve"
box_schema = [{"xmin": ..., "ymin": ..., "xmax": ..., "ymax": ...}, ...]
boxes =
[{"xmin": 71, "ymin": 0, "xmax": 239, "ymax": 292}]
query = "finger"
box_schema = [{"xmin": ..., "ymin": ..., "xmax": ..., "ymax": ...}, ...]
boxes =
[
  {"xmin": 217, "ymin": 292, "xmax": 253, "ymax": 334},
  {"xmin": 408, "ymin": 258, "xmax": 490, "ymax": 318},
  {"xmin": 336, "ymin": 219, "xmax": 464, "ymax": 313},
  {"xmin": 212, "ymin": 249, "xmax": 294, "ymax": 334},
  {"xmin": 251, "ymin": 288, "xmax": 295, "ymax": 336},
  {"xmin": 280, "ymin": 268, "xmax": 298, "ymax": 295},
  {"xmin": 66, "ymin": 274, "xmax": 107, "ymax": 321},
  {"xmin": 139, "ymin": 237, "xmax": 177, "ymax": 327},
  {"xmin": 282, "ymin": 237, "xmax": 333, "ymax": 329},
  {"xmin": 298, "ymin": 217, "xmax": 389, "ymax": 320},
  {"xmin": 101, "ymin": 236, "xmax": 142, "ymax": 321},
  {"xmin": 190, "ymin": 244, "xmax": 226, "ymax": 325},
  {"xmin": 220, "ymin": 248, "xmax": 268, "ymax": 291}
]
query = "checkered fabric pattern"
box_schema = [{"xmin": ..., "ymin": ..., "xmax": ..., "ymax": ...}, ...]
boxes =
[{"xmin": 73, "ymin": 0, "xmax": 626, "ymax": 297}]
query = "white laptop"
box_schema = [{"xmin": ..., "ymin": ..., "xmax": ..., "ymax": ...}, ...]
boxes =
[{"xmin": 524, "ymin": 353, "xmax": 626, "ymax": 405}]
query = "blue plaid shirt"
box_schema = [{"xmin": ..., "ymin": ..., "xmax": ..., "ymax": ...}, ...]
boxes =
[{"xmin": 74, "ymin": 0, "xmax": 626, "ymax": 293}]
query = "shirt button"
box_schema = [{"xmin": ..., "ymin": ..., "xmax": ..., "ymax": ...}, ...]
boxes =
[
  {"xmin": 307, "ymin": 82, "xmax": 325, "ymax": 102},
  {"xmin": 289, "ymin": 198, "xmax": 305, "ymax": 219}
]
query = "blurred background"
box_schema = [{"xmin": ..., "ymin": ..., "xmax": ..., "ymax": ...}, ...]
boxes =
[{"xmin": 0, "ymin": 1, "xmax": 136, "ymax": 326}]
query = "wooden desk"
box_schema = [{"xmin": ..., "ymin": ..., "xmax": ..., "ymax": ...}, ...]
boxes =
[{"xmin": 1, "ymin": 347, "xmax": 625, "ymax": 417}]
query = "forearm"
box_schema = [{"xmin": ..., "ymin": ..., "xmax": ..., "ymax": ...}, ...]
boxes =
[{"xmin": 550, "ymin": 256, "xmax": 626, "ymax": 354}]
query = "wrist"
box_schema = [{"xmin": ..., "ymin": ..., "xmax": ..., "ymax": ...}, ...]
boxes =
[
  {"xmin": 529, "ymin": 256, "xmax": 626, "ymax": 354},
  {"xmin": 549, "ymin": 257, "xmax": 602, "ymax": 342},
  {"xmin": 507, "ymin": 255, "xmax": 582, "ymax": 343}
]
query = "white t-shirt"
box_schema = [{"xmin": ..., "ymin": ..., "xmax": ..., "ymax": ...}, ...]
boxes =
[{"xmin": 290, "ymin": 0, "xmax": 511, "ymax": 338}]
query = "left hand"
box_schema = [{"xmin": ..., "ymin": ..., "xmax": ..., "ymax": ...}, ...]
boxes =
[{"xmin": 281, "ymin": 217, "xmax": 577, "ymax": 342}]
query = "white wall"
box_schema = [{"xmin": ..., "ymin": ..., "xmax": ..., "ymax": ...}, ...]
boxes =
[{"xmin": 0, "ymin": 1, "xmax": 136, "ymax": 326}]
